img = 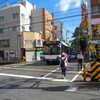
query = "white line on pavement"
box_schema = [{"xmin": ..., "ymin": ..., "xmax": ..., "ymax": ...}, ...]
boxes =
[
  {"xmin": 70, "ymin": 69, "xmax": 83, "ymax": 82},
  {"xmin": 0, "ymin": 73, "xmax": 71, "ymax": 82},
  {"xmin": 42, "ymin": 68, "xmax": 59, "ymax": 78}
]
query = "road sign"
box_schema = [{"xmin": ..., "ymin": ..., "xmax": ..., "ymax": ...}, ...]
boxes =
[{"xmin": 83, "ymin": 28, "xmax": 88, "ymax": 34}]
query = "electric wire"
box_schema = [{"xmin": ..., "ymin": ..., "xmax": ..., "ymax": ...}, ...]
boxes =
[{"xmin": 0, "ymin": 0, "xmax": 8, "ymax": 4}]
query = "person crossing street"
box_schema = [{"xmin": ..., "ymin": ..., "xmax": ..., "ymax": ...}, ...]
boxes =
[
  {"xmin": 59, "ymin": 53, "xmax": 70, "ymax": 79},
  {"xmin": 77, "ymin": 52, "xmax": 84, "ymax": 70}
]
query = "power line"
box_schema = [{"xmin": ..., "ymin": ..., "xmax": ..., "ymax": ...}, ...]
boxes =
[
  {"xmin": 0, "ymin": 13, "xmax": 82, "ymax": 31},
  {"xmin": 0, "ymin": 8, "xmax": 81, "ymax": 27},
  {"xmin": 10, "ymin": 0, "xmax": 20, "ymax": 5},
  {"xmin": 0, "ymin": 0, "xmax": 8, "ymax": 4}
]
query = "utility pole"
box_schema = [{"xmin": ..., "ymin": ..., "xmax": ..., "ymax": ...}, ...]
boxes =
[
  {"xmin": 52, "ymin": 12, "xmax": 55, "ymax": 40},
  {"xmin": 66, "ymin": 30, "xmax": 69, "ymax": 44}
]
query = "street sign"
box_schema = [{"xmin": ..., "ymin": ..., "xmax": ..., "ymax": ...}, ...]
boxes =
[{"xmin": 83, "ymin": 28, "xmax": 88, "ymax": 34}]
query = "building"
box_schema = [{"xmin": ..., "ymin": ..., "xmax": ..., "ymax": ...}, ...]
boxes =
[
  {"xmin": 0, "ymin": 0, "xmax": 54, "ymax": 62},
  {"xmin": 88, "ymin": 0, "xmax": 100, "ymax": 39},
  {"xmin": 87, "ymin": 0, "xmax": 100, "ymax": 60},
  {"xmin": 53, "ymin": 21, "xmax": 62, "ymax": 40},
  {"xmin": 22, "ymin": 32, "xmax": 43, "ymax": 61},
  {"xmin": 31, "ymin": 8, "xmax": 53, "ymax": 40}
]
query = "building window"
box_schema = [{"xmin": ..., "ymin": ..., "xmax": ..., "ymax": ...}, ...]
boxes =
[
  {"xmin": 46, "ymin": 30, "xmax": 50, "ymax": 36},
  {"xmin": 91, "ymin": 5, "xmax": 100, "ymax": 14},
  {"xmin": 0, "ymin": 40, "xmax": 10, "ymax": 47},
  {"xmin": 46, "ymin": 18, "xmax": 51, "ymax": 26},
  {"xmin": 29, "ymin": 26, "xmax": 31, "ymax": 31},
  {"xmin": 8, "ymin": 27, "xmax": 12, "ymax": 32},
  {"xmin": 29, "ymin": 15, "xmax": 31, "ymax": 19},
  {"xmin": 21, "ymin": 14, "xmax": 25, "ymax": 19},
  {"xmin": 0, "ymin": 29, "xmax": 4, "ymax": 33},
  {"xmin": 0, "ymin": 16, "xmax": 4, "ymax": 22},
  {"xmin": 25, "ymin": 40, "xmax": 34, "ymax": 44},
  {"xmin": 13, "ymin": 26, "xmax": 19, "ymax": 31},
  {"xmin": 12, "ymin": 13, "xmax": 18, "ymax": 19},
  {"xmin": 55, "ymin": 26, "xmax": 58, "ymax": 30}
]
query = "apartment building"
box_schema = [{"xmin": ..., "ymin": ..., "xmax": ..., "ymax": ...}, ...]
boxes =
[
  {"xmin": 0, "ymin": 0, "xmax": 61, "ymax": 62},
  {"xmin": 53, "ymin": 21, "xmax": 62, "ymax": 40},
  {"xmin": 31, "ymin": 8, "xmax": 53, "ymax": 40},
  {"xmin": 87, "ymin": 0, "xmax": 100, "ymax": 60},
  {"xmin": 88, "ymin": 0, "xmax": 100, "ymax": 38},
  {"xmin": 0, "ymin": 0, "xmax": 36, "ymax": 62}
]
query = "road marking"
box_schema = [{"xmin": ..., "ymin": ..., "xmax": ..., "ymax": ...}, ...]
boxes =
[
  {"xmin": 12, "ymin": 66, "xmax": 17, "ymax": 67},
  {"xmin": 70, "ymin": 69, "xmax": 83, "ymax": 82},
  {"xmin": 43, "ymin": 68, "xmax": 59, "ymax": 78},
  {"xmin": 0, "ymin": 64, "xmax": 83, "ymax": 82},
  {"xmin": 0, "ymin": 73, "xmax": 71, "ymax": 82}
]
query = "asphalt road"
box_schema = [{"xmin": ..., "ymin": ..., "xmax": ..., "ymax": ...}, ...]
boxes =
[{"xmin": 0, "ymin": 60, "xmax": 100, "ymax": 100}]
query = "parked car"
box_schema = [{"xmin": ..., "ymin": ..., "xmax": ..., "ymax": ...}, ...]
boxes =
[{"xmin": 70, "ymin": 52, "xmax": 77, "ymax": 59}]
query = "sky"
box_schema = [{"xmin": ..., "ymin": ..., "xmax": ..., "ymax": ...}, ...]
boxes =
[{"xmin": 0, "ymin": 0, "xmax": 87, "ymax": 43}]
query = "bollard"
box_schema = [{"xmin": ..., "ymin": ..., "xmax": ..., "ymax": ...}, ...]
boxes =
[{"xmin": 90, "ymin": 61, "xmax": 100, "ymax": 81}]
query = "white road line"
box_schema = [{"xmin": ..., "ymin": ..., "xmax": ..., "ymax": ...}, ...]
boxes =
[
  {"xmin": 70, "ymin": 69, "xmax": 83, "ymax": 82},
  {"xmin": 0, "ymin": 73, "xmax": 71, "ymax": 82},
  {"xmin": 12, "ymin": 66, "xmax": 17, "ymax": 67},
  {"xmin": 70, "ymin": 63, "xmax": 90, "ymax": 82},
  {"xmin": 52, "ymin": 70, "xmax": 57, "ymax": 72},
  {"xmin": 43, "ymin": 68, "xmax": 59, "ymax": 78}
]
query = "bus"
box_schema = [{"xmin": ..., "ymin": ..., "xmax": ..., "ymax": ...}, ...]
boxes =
[{"xmin": 41, "ymin": 40, "xmax": 71, "ymax": 64}]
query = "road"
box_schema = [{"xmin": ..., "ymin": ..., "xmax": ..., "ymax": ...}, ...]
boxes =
[{"xmin": 0, "ymin": 60, "xmax": 100, "ymax": 100}]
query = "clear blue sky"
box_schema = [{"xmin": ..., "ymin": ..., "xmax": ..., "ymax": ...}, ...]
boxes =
[{"xmin": 0, "ymin": 0, "xmax": 87, "ymax": 42}]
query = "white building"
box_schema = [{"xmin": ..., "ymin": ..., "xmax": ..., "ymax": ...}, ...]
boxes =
[
  {"xmin": 54, "ymin": 21, "xmax": 62, "ymax": 40},
  {"xmin": 0, "ymin": 0, "xmax": 35, "ymax": 62},
  {"xmin": 0, "ymin": 0, "xmax": 61, "ymax": 62}
]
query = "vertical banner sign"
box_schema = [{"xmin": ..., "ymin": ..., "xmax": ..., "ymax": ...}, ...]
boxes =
[{"xmin": 81, "ymin": 2, "xmax": 87, "ymax": 26}]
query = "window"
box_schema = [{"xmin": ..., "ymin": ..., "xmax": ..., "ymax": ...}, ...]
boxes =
[
  {"xmin": 0, "ymin": 29, "xmax": 4, "ymax": 33},
  {"xmin": 98, "ymin": 5, "xmax": 100, "ymax": 13},
  {"xmin": 91, "ymin": 5, "xmax": 100, "ymax": 14},
  {"xmin": 25, "ymin": 40, "xmax": 34, "ymax": 44},
  {"xmin": 12, "ymin": 13, "xmax": 18, "ymax": 19},
  {"xmin": 13, "ymin": 26, "xmax": 19, "ymax": 31},
  {"xmin": 0, "ymin": 40, "xmax": 10, "ymax": 47},
  {"xmin": 0, "ymin": 16, "xmax": 4, "ymax": 22},
  {"xmin": 29, "ymin": 26, "xmax": 31, "ymax": 31},
  {"xmin": 8, "ymin": 27, "xmax": 12, "ymax": 32},
  {"xmin": 21, "ymin": 14, "xmax": 25, "ymax": 19},
  {"xmin": 46, "ymin": 18, "xmax": 51, "ymax": 26},
  {"xmin": 29, "ymin": 15, "xmax": 31, "ymax": 19},
  {"xmin": 55, "ymin": 26, "xmax": 58, "ymax": 30},
  {"xmin": 46, "ymin": 30, "xmax": 50, "ymax": 36}
]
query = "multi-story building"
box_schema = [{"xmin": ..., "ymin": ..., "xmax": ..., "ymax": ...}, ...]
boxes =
[
  {"xmin": 0, "ymin": 0, "xmax": 54, "ymax": 62},
  {"xmin": 53, "ymin": 21, "xmax": 62, "ymax": 40},
  {"xmin": 88, "ymin": 0, "xmax": 100, "ymax": 38},
  {"xmin": 87, "ymin": 0, "xmax": 100, "ymax": 60},
  {"xmin": 31, "ymin": 8, "xmax": 53, "ymax": 40}
]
